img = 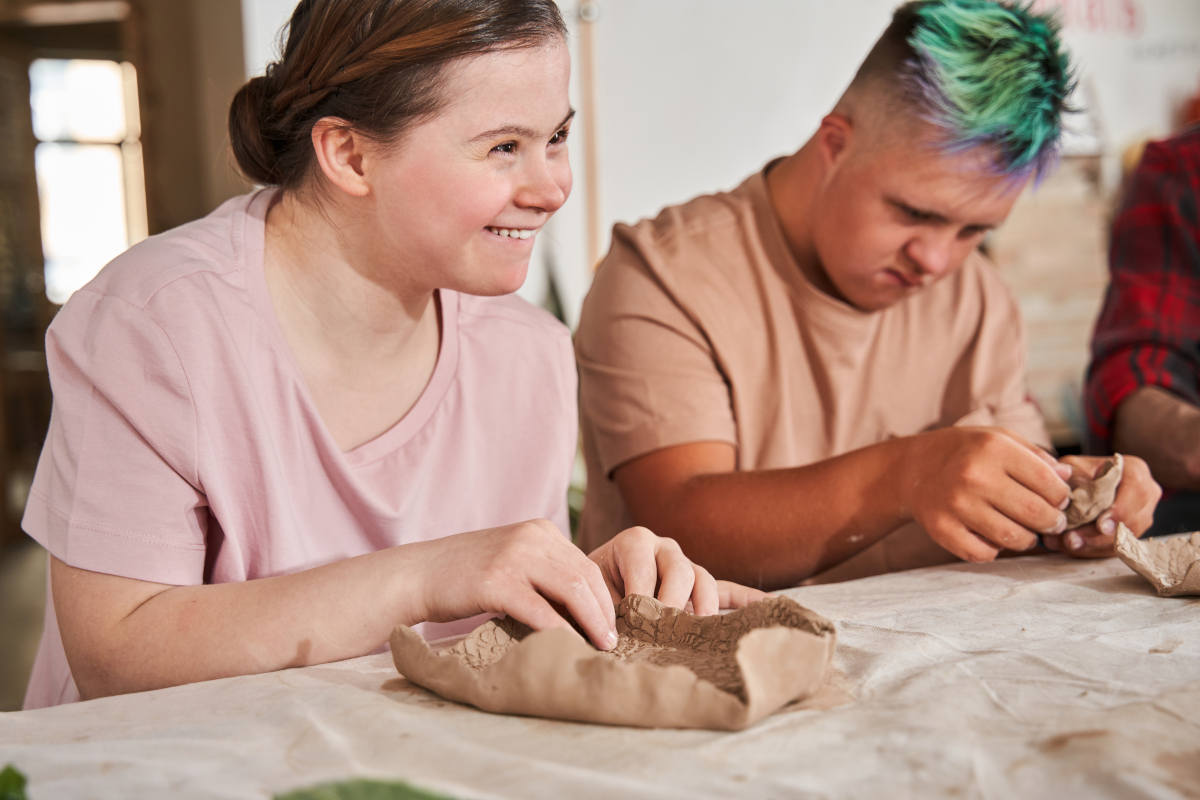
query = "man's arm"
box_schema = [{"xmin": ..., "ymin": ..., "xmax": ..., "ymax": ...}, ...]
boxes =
[
  {"xmin": 1113, "ymin": 385, "xmax": 1200, "ymax": 491},
  {"xmin": 614, "ymin": 428, "xmax": 1072, "ymax": 590}
]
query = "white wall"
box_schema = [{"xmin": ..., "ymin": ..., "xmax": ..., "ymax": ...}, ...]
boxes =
[{"xmin": 239, "ymin": 0, "xmax": 1200, "ymax": 326}]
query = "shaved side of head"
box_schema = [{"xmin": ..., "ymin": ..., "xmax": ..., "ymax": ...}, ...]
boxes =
[{"xmin": 834, "ymin": 0, "xmax": 1075, "ymax": 181}]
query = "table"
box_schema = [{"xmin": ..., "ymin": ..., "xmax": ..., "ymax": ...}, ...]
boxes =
[{"xmin": 1, "ymin": 555, "xmax": 1198, "ymax": 799}]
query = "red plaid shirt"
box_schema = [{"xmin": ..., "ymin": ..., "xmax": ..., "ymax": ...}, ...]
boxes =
[{"xmin": 1085, "ymin": 124, "xmax": 1200, "ymax": 454}]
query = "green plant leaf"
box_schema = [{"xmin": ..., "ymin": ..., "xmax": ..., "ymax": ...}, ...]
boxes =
[
  {"xmin": 274, "ymin": 778, "xmax": 457, "ymax": 800},
  {"xmin": 0, "ymin": 765, "xmax": 28, "ymax": 800}
]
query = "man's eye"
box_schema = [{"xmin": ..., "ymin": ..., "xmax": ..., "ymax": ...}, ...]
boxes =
[
  {"xmin": 492, "ymin": 142, "xmax": 516, "ymax": 154},
  {"xmin": 550, "ymin": 128, "xmax": 570, "ymax": 145},
  {"xmin": 904, "ymin": 207, "xmax": 929, "ymax": 222}
]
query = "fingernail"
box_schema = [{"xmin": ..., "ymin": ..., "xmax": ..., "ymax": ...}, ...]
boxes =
[
  {"xmin": 605, "ymin": 630, "xmax": 618, "ymax": 650},
  {"xmin": 1099, "ymin": 515, "xmax": 1116, "ymax": 536},
  {"xmin": 1058, "ymin": 495, "xmax": 1071, "ymax": 510},
  {"xmin": 1055, "ymin": 463, "xmax": 1073, "ymax": 482},
  {"xmin": 1044, "ymin": 515, "xmax": 1067, "ymax": 536},
  {"xmin": 1066, "ymin": 532, "xmax": 1083, "ymax": 551}
]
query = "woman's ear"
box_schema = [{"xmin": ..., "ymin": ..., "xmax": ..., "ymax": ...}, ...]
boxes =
[{"xmin": 311, "ymin": 118, "xmax": 370, "ymax": 197}]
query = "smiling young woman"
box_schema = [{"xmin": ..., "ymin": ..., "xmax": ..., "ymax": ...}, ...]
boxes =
[{"xmin": 21, "ymin": 0, "xmax": 764, "ymax": 710}]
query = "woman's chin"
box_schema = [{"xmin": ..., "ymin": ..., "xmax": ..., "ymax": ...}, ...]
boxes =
[{"xmin": 456, "ymin": 268, "xmax": 529, "ymax": 298}]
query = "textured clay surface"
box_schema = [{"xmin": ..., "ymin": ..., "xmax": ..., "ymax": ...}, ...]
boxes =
[
  {"xmin": 1115, "ymin": 524, "xmax": 1200, "ymax": 597},
  {"xmin": 447, "ymin": 595, "xmax": 833, "ymax": 704},
  {"xmin": 391, "ymin": 595, "xmax": 837, "ymax": 730},
  {"xmin": 1065, "ymin": 454, "xmax": 1123, "ymax": 529}
]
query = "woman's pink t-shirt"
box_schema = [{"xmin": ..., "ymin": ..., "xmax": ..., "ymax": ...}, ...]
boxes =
[{"xmin": 21, "ymin": 190, "xmax": 578, "ymax": 709}]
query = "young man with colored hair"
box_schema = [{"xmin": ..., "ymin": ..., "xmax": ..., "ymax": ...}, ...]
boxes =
[{"xmin": 575, "ymin": 0, "xmax": 1160, "ymax": 588}]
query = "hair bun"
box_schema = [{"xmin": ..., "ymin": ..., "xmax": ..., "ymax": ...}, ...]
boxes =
[{"xmin": 229, "ymin": 74, "xmax": 282, "ymax": 186}]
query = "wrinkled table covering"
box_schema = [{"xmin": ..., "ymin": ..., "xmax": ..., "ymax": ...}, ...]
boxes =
[{"xmin": 1, "ymin": 556, "xmax": 1198, "ymax": 800}]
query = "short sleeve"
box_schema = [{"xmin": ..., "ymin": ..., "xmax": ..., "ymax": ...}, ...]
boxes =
[
  {"xmin": 951, "ymin": 256, "xmax": 1052, "ymax": 450},
  {"xmin": 576, "ymin": 226, "xmax": 738, "ymax": 478},
  {"xmin": 23, "ymin": 289, "xmax": 209, "ymax": 586}
]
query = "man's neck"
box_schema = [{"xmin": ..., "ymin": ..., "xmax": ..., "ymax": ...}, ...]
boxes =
[{"xmin": 765, "ymin": 140, "xmax": 843, "ymax": 301}]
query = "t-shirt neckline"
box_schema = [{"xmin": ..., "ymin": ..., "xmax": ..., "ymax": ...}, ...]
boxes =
[{"xmin": 237, "ymin": 189, "xmax": 461, "ymax": 468}]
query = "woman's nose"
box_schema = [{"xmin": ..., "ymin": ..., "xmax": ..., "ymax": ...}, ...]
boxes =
[{"xmin": 515, "ymin": 156, "xmax": 570, "ymax": 214}]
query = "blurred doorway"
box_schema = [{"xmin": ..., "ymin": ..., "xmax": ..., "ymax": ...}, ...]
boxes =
[{"xmin": 0, "ymin": 3, "xmax": 135, "ymax": 544}]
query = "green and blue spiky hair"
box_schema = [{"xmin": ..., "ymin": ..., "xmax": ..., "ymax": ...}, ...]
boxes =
[{"xmin": 892, "ymin": 0, "xmax": 1075, "ymax": 179}]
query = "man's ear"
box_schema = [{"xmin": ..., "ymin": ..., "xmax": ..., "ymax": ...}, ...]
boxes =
[
  {"xmin": 311, "ymin": 118, "xmax": 370, "ymax": 197},
  {"xmin": 815, "ymin": 113, "xmax": 854, "ymax": 172}
]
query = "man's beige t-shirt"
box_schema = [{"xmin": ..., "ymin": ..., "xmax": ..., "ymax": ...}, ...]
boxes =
[{"xmin": 576, "ymin": 165, "xmax": 1049, "ymax": 577}]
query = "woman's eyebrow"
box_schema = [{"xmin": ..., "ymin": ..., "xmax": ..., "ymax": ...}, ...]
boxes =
[{"xmin": 469, "ymin": 109, "xmax": 576, "ymax": 143}]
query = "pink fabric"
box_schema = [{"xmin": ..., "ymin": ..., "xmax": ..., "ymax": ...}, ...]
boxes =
[{"xmin": 22, "ymin": 190, "xmax": 577, "ymax": 709}]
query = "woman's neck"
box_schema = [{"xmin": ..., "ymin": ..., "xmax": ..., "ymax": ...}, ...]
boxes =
[{"xmin": 262, "ymin": 189, "xmax": 443, "ymax": 452}]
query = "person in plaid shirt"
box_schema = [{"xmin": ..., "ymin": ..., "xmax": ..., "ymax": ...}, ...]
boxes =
[{"xmin": 1085, "ymin": 123, "xmax": 1200, "ymax": 534}]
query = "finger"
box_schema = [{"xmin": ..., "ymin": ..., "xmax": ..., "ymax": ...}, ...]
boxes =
[
  {"xmin": 1030, "ymin": 446, "xmax": 1074, "ymax": 482},
  {"xmin": 717, "ymin": 580, "xmax": 773, "ymax": 609},
  {"xmin": 1097, "ymin": 456, "xmax": 1161, "ymax": 537},
  {"xmin": 610, "ymin": 527, "xmax": 660, "ymax": 599},
  {"xmin": 990, "ymin": 483, "xmax": 1067, "ymax": 538},
  {"xmin": 928, "ymin": 517, "xmax": 1003, "ymax": 563},
  {"xmin": 974, "ymin": 507, "xmax": 1040, "ymax": 552},
  {"xmin": 534, "ymin": 525, "xmax": 618, "ymax": 631},
  {"xmin": 1060, "ymin": 526, "xmax": 1116, "ymax": 559},
  {"xmin": 529, "ymin": 559, "xmax": 617, "ymax": 650},
  {"xmin": 499, "ymin": 586, "xmax": 582, "ymax": 638},
  {"xmin": 689, "ymin": 565, "xmax": 720, "ymax": 617},
  {"xmin": 653, "ymin": 538, "xmax": 697, "ymax": 609},
  {"xmin": 589, "ymin": 547, "xmax": 623, "ymax": 605},
  {"xmin": 1005, "ymin": 448, "xmax": 1071, "ymax": 509},
  {"xmin": 1041, "ymin": 533, "xmax": 1064, "ymax": 552}
]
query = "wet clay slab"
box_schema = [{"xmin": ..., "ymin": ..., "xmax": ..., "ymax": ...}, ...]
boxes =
[
  {"xmin": 1116, "ymin": 523, "xmax": 1200, "ymax": 597},
  {"xmin": 390, "ymin": 595, "xmax": 837, "ymax": 731},
  {"xmin": 1065, "ymin": 454, "xmax": 1123, "ymax": 529}
]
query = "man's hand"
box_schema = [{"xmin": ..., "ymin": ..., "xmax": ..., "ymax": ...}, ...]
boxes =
[
  {"xmin": 905, "ymin": 427, "xmax": 1072, "ymax": 563},
  {"xmin": 1042, "ymin": 455, "xmax": 1161, "ymax": 558},
  {"xmin": 587, "ymin": 526, "xmax": 771, "ymax": 616}
]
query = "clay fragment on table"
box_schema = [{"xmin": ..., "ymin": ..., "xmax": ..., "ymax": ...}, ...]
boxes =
[
  {"xmin": 1065, "ymin": 454, "xmax": 1123, "ymax": 529},
  {"xmin": 1115, "ymin": 523, "xmax": 1200, "ymax": 597},
  {"xmin": 389, "ymin": 595, "xmax": 837, "ymax": 731}
]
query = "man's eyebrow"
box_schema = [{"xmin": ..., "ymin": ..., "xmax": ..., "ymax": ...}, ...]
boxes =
[
  {"xmin": 886, "ymin": 195, "xmax": 997, "ymax": 232},
  {"xmin": 886, "ymin": 196, "xmax": 951, "ymax": 225},
  {"xmin": 468, "ymin": 109, "xmax": 576, "ymax": 144}
]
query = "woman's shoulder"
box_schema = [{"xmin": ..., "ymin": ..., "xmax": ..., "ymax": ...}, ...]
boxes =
[{"xmin": 78, "ymin": 192, "xmax": 264, "ymax": 313}]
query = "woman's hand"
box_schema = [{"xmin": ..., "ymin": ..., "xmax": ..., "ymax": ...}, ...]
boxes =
[
  {"xmin": 1042, "ymin": 455, "xmax": 1161, "ymax": 558},
  {"xmin": 408, "ymin": 519, "xmax": 620, "ymax": 650},
  {"xmin": 586, "ymin": 526, "xmax": 771, "ymax": 617}
]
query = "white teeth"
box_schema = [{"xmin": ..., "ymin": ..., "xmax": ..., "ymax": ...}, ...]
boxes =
[{"xmin": 488, "ymin": 227, "xmax": 534, "ymax": 239}]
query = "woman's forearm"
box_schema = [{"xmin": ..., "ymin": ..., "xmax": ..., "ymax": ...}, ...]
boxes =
[{"xmin": 52, "ymin": 544, "xmax": 426, "ymax": 700}]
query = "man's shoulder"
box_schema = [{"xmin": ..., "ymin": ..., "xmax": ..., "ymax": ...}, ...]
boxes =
[{"xmin": 607, "ymin": 178, "xmax": 766, "ymax": 280}]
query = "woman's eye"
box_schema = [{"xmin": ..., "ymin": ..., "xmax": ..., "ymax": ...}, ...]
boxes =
[
  {"xmin": 550, "ymin": 128, "xmax": 570, "ymax": 145},
  {"xmin": 492, "ymin": 142, "xmax": 516, "ymax": 155}
]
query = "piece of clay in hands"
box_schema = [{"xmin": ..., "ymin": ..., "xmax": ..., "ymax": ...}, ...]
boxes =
[
  {"xmin": 1115, "ymin": 523, "xmax": 1200, "ymax": 597},
  {"xmin": 1064, "ymin": 453, "xmax": 1123, "ymax": 529},
  {"xmin": 389, "ymin": 595, "xmax": 836, "ymax": 731}
]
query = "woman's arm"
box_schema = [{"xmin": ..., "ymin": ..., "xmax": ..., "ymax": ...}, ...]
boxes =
[
  {"xmin": 53, "ymin": 521, "xmax": 607, "ymax": 700},
  {"xmin": 54, "ymin": 520, "xmax": 760, "ymax": 701}
]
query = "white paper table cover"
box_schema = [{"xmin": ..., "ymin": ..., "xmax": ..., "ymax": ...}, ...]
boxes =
[{"xmin": 1, "ymin": 555, "xmax": 1197, "ymax": 800}]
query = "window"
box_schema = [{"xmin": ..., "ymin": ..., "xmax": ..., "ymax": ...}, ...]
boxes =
[{"xmin": 29, "ymin": 58, "xmax": 147, "ymax": 305}]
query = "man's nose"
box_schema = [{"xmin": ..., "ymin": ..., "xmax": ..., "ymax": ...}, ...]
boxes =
[{"xmin": 903, "ymin": 232, "xmax": 956, "ymax": 279}]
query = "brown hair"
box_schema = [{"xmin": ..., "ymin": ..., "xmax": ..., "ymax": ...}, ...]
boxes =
[{"xmin": 229, "ymin": 0, "xmax": 567, "ymax": 189}]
